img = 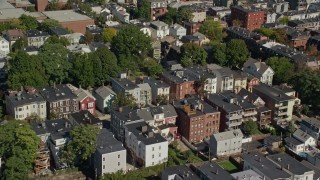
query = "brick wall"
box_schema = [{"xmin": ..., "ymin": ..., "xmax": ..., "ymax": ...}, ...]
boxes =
[{"xmin": 60, "ymin": 19, "xmax": 95, "ymax": 34}]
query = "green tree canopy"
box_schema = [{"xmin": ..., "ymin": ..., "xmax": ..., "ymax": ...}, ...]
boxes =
[
  {"xmin": 111, "ymin": 25, "xmax": 151, "ymax": 57},
  {"xmin": 210, "ymin": 41, "xmax": 226, "ymax": 65},
  {"xmin": 102, "ymin": 27, "xmax": 117, "ymax": 43},
  {"xmin": 19, "ymin": 14, "xmax": 38, "ymax": 30},
  {"xmin": 266, "ymin": 57, "xmax": 294, "ymax": 84},
  {"xmin": 289, "ymin": 70, "xmax": 320, "ymax": 108},
  {"xmin": 12, "ymin": 37, "xmax": 28, "ymax": 52},
  {"xmin": 45, "ymin": 35, "xmax": 71, "ymax": 46},
  {"xmin": 70, "ymin": 53, "xmax": 95, "ymax": 88},
  {"xmin": 137, "ymin": 0, "xmax": 151, "ymax": 20},
  {"xmin": 199, "ymin": 20, "xmax": 224, "ymax": 41},
  {"xmin": 176, "ymin": 8, "xmax": 193, "ymax": 24},
  {"xmin": 161, "ymin": 7, "xmax": 178, "ymax": 24},
  {"xmin": 39, "ymin": 19, "xmax": 62, "ymax": 31},
  {"xmin": 61, "ymin": 124, "xmax": 100, "ymax": 166},
  {"xmin": 112, "ymin": 93, "xmax": 137, "ymax": 108},
  {"xmin": 0, "ymin": 120, "xmax": 39, "ymax": 179},
  {"xmin": 286, "ymin": 121, "xmax": 296, "ymax": 134},
  {"xmin": 279, "ymin": 16, "xmax": 289, "ymax": 25},
  {"xmin": 242, "ymin": 119, "xmax": 259, "ymax": 135},
  {"xmin": 8, "ymin": 51, "xmax": 47, "ymax": 89},
  {"xmin": 39, "ymin": 43, "xmax": 71, "ymax": 84},
  {"xmin": 226, "ymin": 39, "xmax": 249, "ymax": 68},
  {"xmin": 180, "ymin": 43, "xmax": 207, "ymax": 65},
  {"xmin": 142, "ymin": 58, "xmax": 164, "ymax": 77}
]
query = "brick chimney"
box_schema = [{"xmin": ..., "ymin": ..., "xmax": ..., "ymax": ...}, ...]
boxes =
[{"xmin": 36, "ymin": 0, "xmax": 48, "ymax": 12}]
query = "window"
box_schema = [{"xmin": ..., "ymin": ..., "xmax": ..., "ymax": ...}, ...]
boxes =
[
  {"xmin": 152, "ymin": 154, "xmax": 154, "ymax": 158},
  {"xmin": 118, "ymin": 154, "xmax": 120, "ymax": 158},
  {"xmin": 152, "ymin": 162, "xmax": 154, "ymax": 165},
  {"xmin": 159, "ymin": 146, "xmax": 161, "ymax": 150},
  {"xmin": 159, "ymin": 153, "xmax": 161, "ymax": 157},
  {"xmin": 152, "ymin": 147, "xmax": 154, "ymax": 151},
  {"xmin": 103, "ymin": 157, "xmax": 105, "ymax": 161},
  {"xmin": 103, "ymin": 165, "xmax": 105, "ymax": 169},
  {"xmin": 88, "ymin": 102, "xmax": 94, "ymax": 108},
  {"xmin": 118, "ymin": 162, "xmax": 120, "ymax": 166}
]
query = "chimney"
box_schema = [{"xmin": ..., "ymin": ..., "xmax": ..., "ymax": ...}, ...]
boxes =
[
  {"xmin": 119, "ymin": 107, "xmax": 123, "ymax": 112},
  {"xmin": 141, "ymin": 125, "xmax": 148, "ymax": 133}
]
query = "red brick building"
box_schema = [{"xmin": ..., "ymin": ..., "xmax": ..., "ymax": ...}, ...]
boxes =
[
  {"xmin": 161, "ymin": 70, "xmax": 196, "ymax": 100},
  {"xmin": 231, "ymin": 6, "xmax": 265, "ymax": 31},
  {"xmin": 173, "ymin": 97, "xmax": 220, "ymax": 143},
  {"xmin": 184, "ymin": 22, "xmax": 201, "ymax": 35},
  {"xmin": 150, "ymin": 0, "xmax": 167, "ymax": 20},
  {"xmin": 42, "ymin": 10, "xmax": 94, "ymax": 33}
]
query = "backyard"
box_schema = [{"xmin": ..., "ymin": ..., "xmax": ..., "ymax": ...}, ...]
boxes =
[
  {"xmin": 102, "ymin": 143, "xmax": 203, "ymax": 180},
  {"xmin": 217, "ymin": 160, "xmax": 239, "ymax": 173}
]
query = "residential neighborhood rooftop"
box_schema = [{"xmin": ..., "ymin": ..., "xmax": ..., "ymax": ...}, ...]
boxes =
[
  {"xmin": 42, "ymin": 10, "xmax": 92, "ymax": 22},
  {"xmin": 124, "ymin": 121, "xmax": 167, "ymax": 145},
  {"xmin": 96, "ymin": 129, "xmax": 125, "ymax": 154}
]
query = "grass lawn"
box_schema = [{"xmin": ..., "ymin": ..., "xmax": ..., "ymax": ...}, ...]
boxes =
[{"xmin": 218, "ymin": 160, "xmax": 238, "ymax": 173}]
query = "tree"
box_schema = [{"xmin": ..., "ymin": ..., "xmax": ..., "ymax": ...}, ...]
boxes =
[
  {"xmin": 267, "ymin": 57, "xmax": 294, "ymax": 84},
  {"xmin": 0, "ymin": 120, "xmax": 39, "ymax": 179},
  {"xmin": 232, "ymin": 19, "xmax": 243, "ymax": 27},
  {"xmin": 118, "ymin": 54, "xmax": 140, "ymax": 73},
  {"xmin": 226, "ymin": 39, "xmax": 249, "ymax": 68},
  {"xmin": 12, "ymin": 37, "xmax": 28, "ymax": 52},
  {"xmin": 19, "ymin": 14, "xmax": 38, "ymax": 30},
  {"xmin": 61, "ymin": 124, "xmax": 100, "ymax": 166},
  {"xmin": 8, "ymin": 51, "xmax": 47, "ymax": 89},
  {"xmin": 93, "ymin": 47, "xmax": 120, "ymax": 85},
  {"xmin": 242, "ymin": 119, "xmax": 259, "ymax": 135},
  {"xmin": 112, "ymin": 93, "xmax": 137, "ymax": 108},
  {"xmin": 210, "ymin": 41, "xmax": 226, "ymax": 65},
  {"xmin": 39, "ymin": 19, "xmax": 62, "ymax": 31},
  {"xmin": 180, "ymin": 43, "xmax": 207, "ymax": 65},
  {"xmin": 71, "ymin": 54, "xmax": 95, "ymax": 88},
  {"xmin": 289, "ymin": 70, "xmax": 320, "ymax": 108},
  {"xmin": 45, "ymin": 35, "xmax": 71, "ymax": 46},
  {"xmin": 287, "ymin": 121, "xmax": 296, "ymax": 134},
  {"xmin": 143, "ymin": 58, "xmax": 164, "ymax": 77},
  {"xmin": 39, "ymin": 43, "xmax": 71, "ymax": 84},
  {"xmin": 102, "ymin": 27, "xmax": 117, "ymax": 43},
  {"xmin": 84, "ymin": 32, "xmax": 94, "ymax": 44},
  {"xmin": 137, "ymin": 0, "xmax": 151, "ymax": 20},
  {"xmin": 180, "ymin": 56, "xmax": 193, "ymax": 67},
  {"xmin": 279, "ymin": 16, "xmax": 289, "ymax": 25},
  {"xmin": 156, "ymin": 94, "xmax": 169, "ymax": 105},
  {"xmin": 194, "ymin": 77, "xmax": 207, "ymax": 98},
  {"xmin": 176, "ymin": 8, "xmax": 193, "ymax": 24},
  {"xmin": 111, "ymin": 25, "xmax": 151, "ymax": 57},
  {"xmin": 161, "ymin": 7, "xmax": 178, "ymax": 24},
  {"xmin": 48, "ymin": 0, "xmax": 60, "ymax": 10},
  {"xmin": 199, "ymin": 20, "xmax": 223, "ymax": 41}
]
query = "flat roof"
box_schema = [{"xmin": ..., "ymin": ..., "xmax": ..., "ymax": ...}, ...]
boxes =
[
  {"xmin": 42, "ymin": 10, "xmax": 92, "ymax": 22},
  {"xmin": 0, "ymin": 8, "xmax": 25, "ymax": 20}
]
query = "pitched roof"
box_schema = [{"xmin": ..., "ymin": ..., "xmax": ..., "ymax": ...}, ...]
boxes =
[
  {"xmin": 243, "ymin": 58, "xmax": 273, "ymax": 78},
  {"xmin": 73, "ymin": 88, "xmax": 95, "ymax": 102},
  {"xmin": 293, "ymin": 128, "xmax": 314, "ymax": 142},
  {"xmin": 285, "ymin": 136, "xmax": 303, "ymax": 146},
  {"xmin": 94, "ymin": 86, "xmax": 115, "ymax": 99},
  {"xmin": 300, "ymin": 117, "xmax": 320, "ymax": 129},
  {"xmin": 301, "ymin": 160, "xmax": 320, "ymax": 180}
]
